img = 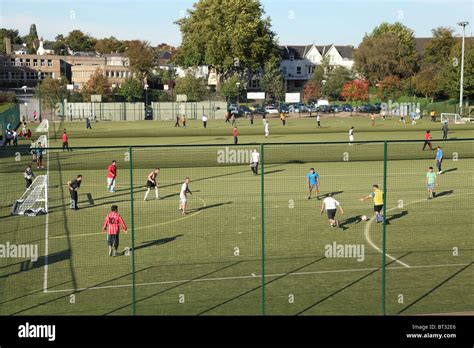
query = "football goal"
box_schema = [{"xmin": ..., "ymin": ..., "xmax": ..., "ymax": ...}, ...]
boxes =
[
  {"xmin": 440, "ymin": 113, "xmax": 466, "ymax": 124},
  {"xmin": 11, "ymin": 175, "xmax": 48, "ymax": 216},
  {"xmin": 36, "ymin": 119, "xmax": 49, "ymax": 132}
]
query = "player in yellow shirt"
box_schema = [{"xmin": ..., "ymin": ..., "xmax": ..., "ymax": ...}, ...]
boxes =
[{"xmin": 360, "ymin": 184, "xmax": 384, "ymax": 223}]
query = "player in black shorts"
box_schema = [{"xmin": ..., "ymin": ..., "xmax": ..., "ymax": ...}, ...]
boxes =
[
  {"xmin": 144, "ymin": 168, "xmax": 160, "ymax": 201},
  {"xmin": 67, "ymin": 175, "xmax": 82, "ymax": 210}
]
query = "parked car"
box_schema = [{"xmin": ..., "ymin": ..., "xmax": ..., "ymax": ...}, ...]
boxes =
[
  {"xmin": 357, "ymin": 104, "xmax": 377, "ymax": 113},
  {"xmin": 279, "ymin": 105, "xmax": 289, "ymax": 114},
  {"xmin": 265, "ymin": 106, "xmax": 279, "ymax": 114},
  {"xmin": 316, "ymin": 105, "xmax": 331, "ymax": 113},
  {"xmin": 342, "ymin": 104, "xmax": 353, "ymax": 112},
  {"xmin": 252, "ymin": 106, "xmax": 266, "ymax": 115},
  {"xmin": 239, "ymin": 106, "xmax": 252, "ymax": 117},
  {"xmin": 288, "ymin": 104, "xmax": 301, "ymax": 113},
  {"xmin": 331, "ymin": 105, "xmax": 344, "ymax": 113}
]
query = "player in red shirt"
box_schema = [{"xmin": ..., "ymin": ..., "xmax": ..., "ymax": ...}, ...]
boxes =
[
  {"xmin": 102, "ymin": 205, "xmax": 127, "ymax": 256},
  {"xmin": 62, "ymin": 129, "xmax": 70, "ymax": 151},
  {"xmin": 233, "ymin": 126, "xmax": 238, "ymax": 145},
  {"xmin": 107, "ymin": 160, "xmax": 117, "ymax": 192},
  {"xmin": 422, "ymin": 130, "xmax": 433, "ymax": 151}
]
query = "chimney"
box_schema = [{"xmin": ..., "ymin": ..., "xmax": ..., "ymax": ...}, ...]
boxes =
[{"xmin": 4, "ymin": 37, "xmax": 12, "ymax": 54}]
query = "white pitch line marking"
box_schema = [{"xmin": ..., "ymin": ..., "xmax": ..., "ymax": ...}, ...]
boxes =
[
  {"xmin": 364, "ymin": 192, "xmax": 474, "ymax": 269},
  {"xmin": 45, "ymin": 263, "xmax": 471, "ymax": 293}
]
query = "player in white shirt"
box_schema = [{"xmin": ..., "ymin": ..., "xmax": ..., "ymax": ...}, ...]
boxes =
[
  {"xmin": 349, "ymin": 126, "xmax": 354, "ymax": 145},
  {"xmin": 250, "ymin": 149, "xmax": 260, "ymax": 175},
  {"xmin": 179, "ymin": 177, "xmax": 192, "ymax": 215},
  {"xmin": 264, "ymin": 120, "xmax": 269, "ymax": 138},
  {"xmin": 320, "ymin": 193, "xmax": 344, "ymax": 227}
]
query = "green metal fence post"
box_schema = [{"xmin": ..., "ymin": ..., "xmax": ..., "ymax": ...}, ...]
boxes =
[
  {"xmin": 129, "ymin": 146, "xmax": 136, "ymax": 315},
  {"xmin": 382, "ymin": 141, "xmax": 388, "ymax": 316},
  {"xmin": 260, "ymin": 143, "xmax": 265, "ymax": 316}
]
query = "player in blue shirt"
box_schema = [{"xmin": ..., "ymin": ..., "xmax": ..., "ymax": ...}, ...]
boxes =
[
  {"xmin": 435, "ymin": 146, "xmax": 443, "ymax": 174},
  {"xmin": 306, "ymin": 167, "xmax": 320, "ymax": 200}
]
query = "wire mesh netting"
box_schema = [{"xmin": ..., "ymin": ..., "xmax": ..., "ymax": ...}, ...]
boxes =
[{"xmin": 0, "ymin": 140, "xmax": 472, "ymax": 315}]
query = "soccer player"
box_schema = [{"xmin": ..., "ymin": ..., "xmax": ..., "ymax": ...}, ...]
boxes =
[
  {"xmin": 320, "ymin": 193, "xmax": 344, "ymax": 228},
  {"xmin": 202, "ymin": 114, "xmax": 208, "ymax": 128},
  {"xmin": 410, "ymin": 110, "xmax": 417, "ymax": 125},
  {"xmin": 360, "ymin": 184, "xmax": 384, "ymax": 223},
  {"xmin": 349, "ymin": 126, "xmax": 354, "ymax": 145},
  {"xmin": 250, "ymin": 113, "xmax": 254, "ymax": 125},
  {"xmin": 36, "ymin": 142, "xmax": 44, "ymax": 169},
  {"xmin": 233, "ymin": 126, "xmax": 238, "ymax": 145},
  {"xmin": 144, "ymin": 168, "xmax": 161, "ymax": 201},
  {"xmin": 306, "ymin": 167, "xmax": 320, "ymax": 200},
  {"xmin": 62, "ymin": 129, "xmax": 70, "ymax": 151},
  {"xmin": 102, "ymin": 205, "xmax": 127, "ymax": 257},
  {"xmin": 442, "ymin": 121, "xmax": 449, "ymax": 140},
  {"xmin": 370, "ymin": 113, "xmax": 376, "ymax": 126},
  {"xmin": 107, "ymin": 160, "xmax": 117, "ymax": 192},
  {"xmin": 24, "ymin": 165, "xmax": 35, "ymax": 189},
  {"xmin": 435, "ymin": 146, "xmax": 443, "ymax": 174},
  {"xmin": 317, "ymin": 114, "xmax": 321, "ymax": 128},
  {"xmin": 422, "ymin": 130, "xmax": 433, "ymax": 150},
  {"xmin": 280, "ymin": 112, "xmax": 286, "ymax": 126},
  {"xmin": 264, "ymin": 120, "xmax": 269, "ymax": 138},
  {"xmin": 182, "ymin": 115, "xmax": 187, "ymax": 128},
  {"xmin": 68, "ymin": 175, "xmax": 82, "ymax": 210},
  {"xmin": 86, "ymin": 116, "xmax": 92, "ymax": 129},
  {"xmin": 426, "ymin": 167, "xmax": 438, "ymax": 199},
  {"xmin": 250, "ymin": 149, "xmax": 260, "ymax": 175},
  {"xmin": 179, "ymin": 177, "xmax": 192, "ymax": 215},
  {"xmin": 175, "ymin": 115, "xmax": 181, "ymax": 127}
]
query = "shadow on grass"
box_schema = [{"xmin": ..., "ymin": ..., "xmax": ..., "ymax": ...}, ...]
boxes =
[
  {"xmin": 385, "ymin": 210, "xmax": 408, "ymax": 225},
  {"xmin": 188, "ymin": 201, "xmax": 233, "ymax": 213},
  {"xmin": 131, "ymin": 235, "xmax": 183, "ymax": 252},
  {"xmin": 435, "ymin": 190, "xmax": 454, "ymax": 198},
  {"xmin": 441, "ymin": 168, "xmax": 457, "ymax": 174},
  {"xmin": 339, "ymin": 215, "xmax": 362, "ymax": 230}
]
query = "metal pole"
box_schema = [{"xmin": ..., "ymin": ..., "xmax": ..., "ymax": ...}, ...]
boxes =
[
  {"xmin": 458, "ymin": 22, "xmax": 469, "ymax": 116},
  {"xmin": 260, "ymin": 143, "xmax": 265, "ymax": 316},
  {"xmin": 381, "ymin": 141, "xmax": 388, "ymax": 315},
  {"xmin": 129, "ymin": 146, "xmax": 136, "ymax": 315}
]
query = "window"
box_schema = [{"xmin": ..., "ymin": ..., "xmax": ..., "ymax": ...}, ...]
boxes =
[
  {"xmin": 3, "ymin": 61, "xmax": 7, "ymax": 66},
  {"xmin": 33, "ymin": 59, "xmax": 38, "ymax": 67},
  {"xmin": 47, "ymin": 60, "xmax": 53, "ymax": 67},
  {"xmin": 249, "ymin": 78, "xmax": 260, "ymax": 88},
  {"xmin": 40, "ymin": 59, "xmax": 45, "ymax": 67},
  {"xmin": 26, "ymin": 59, "xmax": 31, "ymax": 66},
  {"xmin": 282, "ymin": 67, "xmax": 287, "ymax": 75},
  {"xmin": 0, "ymin": 71, "xmax": 9, "ymax": 80},
  {"xmin": 296, "ymin": 66, "xmax": 301, "ymax": 75},
  {"xmin": 289, "ymin": 53, "xmax": 294, "ymax": 61}
]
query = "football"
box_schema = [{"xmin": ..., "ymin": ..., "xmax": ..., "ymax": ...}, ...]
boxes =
[{"xmin": 361, "ymin": 215, "xmax": 368, "ymax": 221}]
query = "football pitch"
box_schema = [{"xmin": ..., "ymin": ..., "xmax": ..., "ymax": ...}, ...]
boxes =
[{"xmin": 0, "ymin": 116, "xmax": 473, "ymax": 315}]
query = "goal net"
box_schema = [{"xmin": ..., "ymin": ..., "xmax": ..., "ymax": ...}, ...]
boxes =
[
  {"xmin": 441, "ymin": 113, "xmax": 465, "ymax": 124},
  {"xmin": 36, "ymin": 119, "xmax": 49, "ymax": 132},
  {"xmin": 34, "ymin": 135, "xmax": 48, "ymax": 153},
  {"xmin": 11, "ymin": 175, "xmax": 48, "ymax": 216}
]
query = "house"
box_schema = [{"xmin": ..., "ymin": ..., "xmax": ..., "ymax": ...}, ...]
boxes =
[
  {"xmin": 12, "ymin": 44, "xmax": 29, "ymax": 55},
  {"xmin": 36, "ymin": 37, "xmax": 55, "ymax": 55},
  {"xmin": 279, "ymin": 44, "xmax": 355, "ymax": 92}
]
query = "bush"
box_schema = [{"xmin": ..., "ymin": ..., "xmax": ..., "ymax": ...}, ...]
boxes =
[{"xmin": 0, "ymin": 91, "xmax": 17, "ymax": 104}]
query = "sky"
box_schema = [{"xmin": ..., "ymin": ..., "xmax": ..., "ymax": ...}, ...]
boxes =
[{"xmin": 0, "ymin": 0, "xmax": 472, "ymax": 47}]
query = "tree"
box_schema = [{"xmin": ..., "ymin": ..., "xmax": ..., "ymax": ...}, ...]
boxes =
[
  {"xmin": 52, "ymin": 34, "xmax": 68, "ymax": 55},
  {"xmin": 340, "ymin": 80, "xmax": 369, "ymax": 101},
  {"xmin": 95, "ymin": 36, "xmax": 125, "ymax": 54},
  {"xmin": 175, "ymin": 0, "xmax": 278, "ymax": 87},
  {"xmin": 303, "ymin": 80, "xmax": 321, "ymax": 103},
  {"xmin": 354, "ymin": 22, "xmax": 418, "ymax": 83},
  {"xmin": 64, "ymin": 30, "xmax": 97, "ymax": 52},
  {"xmin": 82, "ymin": 69, "xmax": 110, "ymax": 97},
  {"xmin": 0, "ymin": 28, "xmax": 23, "ymax": 53},
  {"xmin": 124, "ymin": 40, "xmax": 155, "ymax": 84},
  {"xmin": 413, "ymin": 64, "xmax": 440, "ymax": 102},
  {"xmin": 174, "ymin": 73, "xmax": 208, "ymax": 102},
  {"xmin": 35, "ymin": 77, "xmax": 66, "ymax": 119},
  {"xmin": 118, "ymin": 77, "xmax": 143, "ymax": 102},
  {"xmin": 321, "ymin": 67, "xmax": 354, "ymax": 100},
  {"xmin": 26, "ymin": 24, "xmax": 38, "ymax": 51},
  {"xmin": 260, "ymin": 56, "xmax": 285, "ymax": 102},
  {"xmin": 376, "ymin": 75, "xmax": 402, "ymax": 101},
  {"xmin": 439, "ymin": 40, "xmax": 474, "ymax": 99},
  {"xmin": 423, "ymin": 27, "xmax": 456, "ymax": 66},
  {"xmin": 220, "ymin": 74, "xmax": 243, "ymax": 101}
]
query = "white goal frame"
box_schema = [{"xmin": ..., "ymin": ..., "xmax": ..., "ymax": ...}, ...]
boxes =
[{"xmin": 440, "ymin": 113, "xmax": 465, "ymax": 124}]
